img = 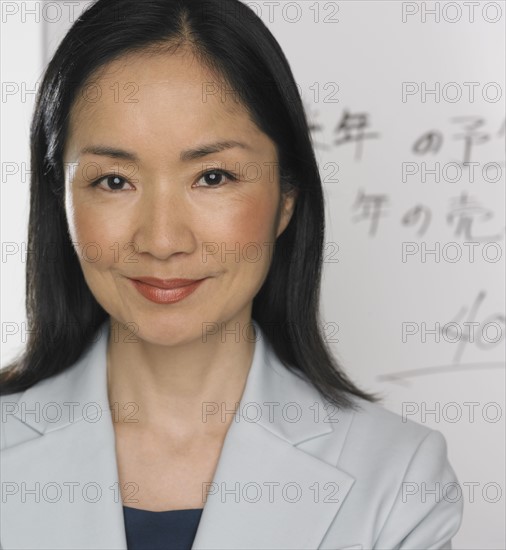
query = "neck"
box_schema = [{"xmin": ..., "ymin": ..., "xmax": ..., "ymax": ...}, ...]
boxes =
[{"xmin": 106, "ymin": 316, "xmax": 256, "ymax": 438}]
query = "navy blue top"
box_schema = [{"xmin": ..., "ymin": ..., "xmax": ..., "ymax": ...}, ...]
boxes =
[{"xmin": 123, "ymin": 506, "xmax": 203, "ymax": 550}]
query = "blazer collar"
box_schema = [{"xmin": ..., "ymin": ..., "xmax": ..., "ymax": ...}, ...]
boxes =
[
  {"xmin": 10, "ymin": 321, "xmax": 112, "ymax": 435},
  {"xmin": 2, "ymin": 319, "xmax": 357, "ymax": 549}
]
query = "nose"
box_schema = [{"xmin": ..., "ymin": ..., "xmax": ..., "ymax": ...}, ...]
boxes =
[{"xmin": 132, "ymin": 182, "xmax": 197, "ymax": 261}]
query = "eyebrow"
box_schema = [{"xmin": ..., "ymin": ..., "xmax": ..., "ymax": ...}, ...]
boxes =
[{"xmin": 79, "ymin": 140, "xmax": 250, "ymax": 163}]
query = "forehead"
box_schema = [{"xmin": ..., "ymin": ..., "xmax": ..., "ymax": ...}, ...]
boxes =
[{"xmin": 65, "ymin": 49, "xmax": 265, "ymax": 156}]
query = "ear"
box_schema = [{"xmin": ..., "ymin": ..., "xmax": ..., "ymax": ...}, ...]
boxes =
[{"xmin": 276, "ymin": 187, "xmax": 298, "ymax": 238}]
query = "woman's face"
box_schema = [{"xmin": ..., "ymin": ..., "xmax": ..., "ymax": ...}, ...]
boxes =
[{"xmin": 63, "ymin": 49, "xmax": 296, "ymax": 345}]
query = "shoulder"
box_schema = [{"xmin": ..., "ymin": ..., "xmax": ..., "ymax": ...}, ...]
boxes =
[
  {"xmin": 0, "ymin": 324, "xmax": 110, "ymax": 454},
  {"xmin": 267, "ymin": 347, "xmax": 449, "ymax": 471},
  {"xmin": 318, "ymin": 395, "xmax": 464, "ymax": 548},
  {"xmin": 329, "ymin": 394, "xmax": 455, "ymax": 485},
  {"xmin": 344, "ymin": 394, "xmax": 438, "ymax": 450},
  {"xmin": 0, "ymin": 355, "xmax": 97, "ymax": 452},
  {"xmin": 276, "ymin": 364, "xmax": 459, "ymax": 493}
]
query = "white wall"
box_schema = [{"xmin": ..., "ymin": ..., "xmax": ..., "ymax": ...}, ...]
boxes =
[
  {"xmin": 1, "ymin": 1, "xmax": 505, "ymax": 548},
  {"xmin": 1, "ymin": 2, "xmax": 44, "ymax": 362}
]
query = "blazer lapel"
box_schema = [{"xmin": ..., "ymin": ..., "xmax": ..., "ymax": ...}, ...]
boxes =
[
  {"xmin": 1, "ymin": 323, "xmax": 128, "ymax": 549},
  {"xmin": 191, "ymin": 417, "xmax": 356, "ymax": 549},
  {"xmin": 1, "ymin": 320, "xmax": 356, "ymax": 550},
  {"xmin": 191, "ymin": 323, "xmax": 356, "ymax": 549}
]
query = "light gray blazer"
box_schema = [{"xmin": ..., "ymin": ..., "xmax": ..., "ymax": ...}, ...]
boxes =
[{"xmin": 0, "ymin": 319, "xmax": 463, "ymax": 549}]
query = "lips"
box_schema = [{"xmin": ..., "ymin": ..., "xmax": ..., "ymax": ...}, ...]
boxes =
[
  {"xmin": 130, "ymin": 277, "xmax": 204, "ymax": 289},
  {"xmin": 128, "ymin": 276, "xmax": 207, "ymax": 304}
]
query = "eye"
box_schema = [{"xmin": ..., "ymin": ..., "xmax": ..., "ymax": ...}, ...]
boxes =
[
  {"xmin": 195, "ymin": 169, "xmax": 238, "ymax": 188},
  {"xmin": 90, "ymin": 174, "xmax": 133, "ymax": 192},
  {"xmin": 89, "ymin": 169, "xmax": 239, "ymax": 191}
]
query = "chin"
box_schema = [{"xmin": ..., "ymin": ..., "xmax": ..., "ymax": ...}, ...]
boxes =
[{"xmin": 125, "ymin": 315, "xmax": 210, "ymax": 347}]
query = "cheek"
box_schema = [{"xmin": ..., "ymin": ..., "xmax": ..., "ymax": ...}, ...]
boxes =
[
  {"xmin": 65, "ymin": 195, "xmax": 129, "ymax": 271},
  {"xmin": 229, "ymin": 202, "xmax": 275, "ymax": 241},
  {"xmin": 208, "ymin": 191, "xmax": 279, "ymax": 271}
]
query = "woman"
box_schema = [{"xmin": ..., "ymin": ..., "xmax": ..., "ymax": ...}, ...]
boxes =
[{"xmin": 0, "ymin": 0, "xmax": 463, "ymax": 548}]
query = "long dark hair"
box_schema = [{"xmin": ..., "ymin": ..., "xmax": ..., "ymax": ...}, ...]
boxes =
[{"xmin": 0, "ymin": 0, "xmax": 381, "ymax": 409}]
